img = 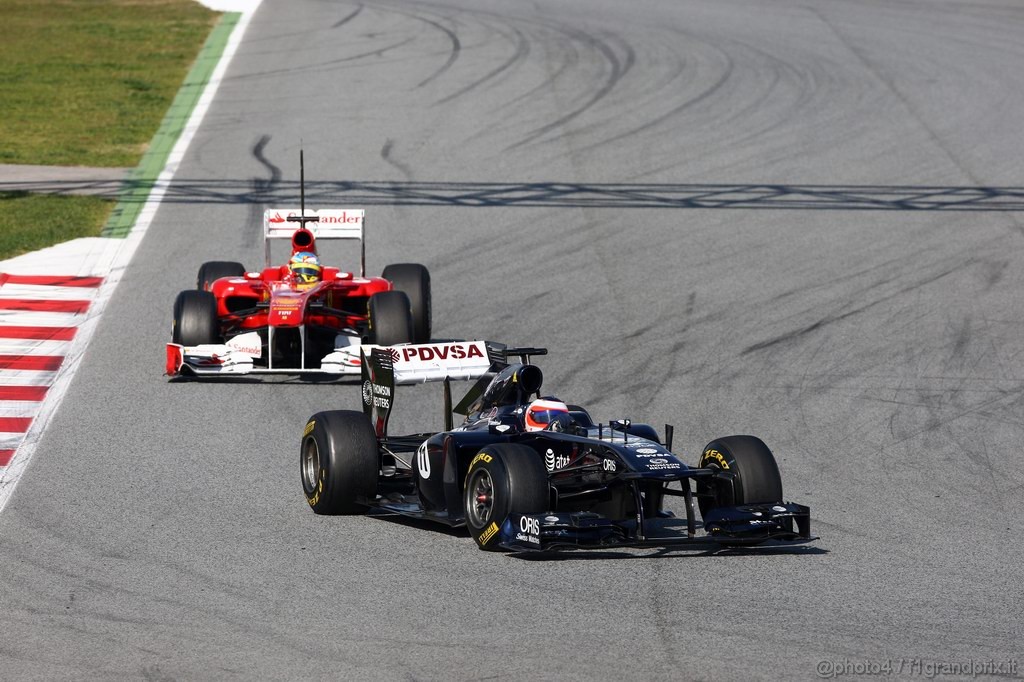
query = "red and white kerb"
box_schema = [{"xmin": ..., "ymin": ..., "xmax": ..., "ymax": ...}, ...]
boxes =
[{"xmin": 0, "ymin": 273, "xmax": 103, "ymax": 467}]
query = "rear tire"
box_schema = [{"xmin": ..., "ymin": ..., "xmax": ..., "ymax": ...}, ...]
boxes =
[
  {"xmin": 464, "ymin": 443, "xmax": 549, "ymax": 551},
  {"xmin": 300, "ymin": 411, "xmax": 379, "ymax": 515},
  {"xmin": 382, "ymin": 263, "xmax": 432, "ymax": 343},
  {"xmin": 197, "ymin": 261, "xmax": 246, "ymax": 291},
  {"xmin": 696, "ymin": 435, "xmax": 783, "ymax": 518},
  {"xmin": 172, "ymin": 290, "xmax": 219, "ymax": 345},
  {"xmin": 368, "ymin": 290, "xmax": 413, "ymax": 346}
]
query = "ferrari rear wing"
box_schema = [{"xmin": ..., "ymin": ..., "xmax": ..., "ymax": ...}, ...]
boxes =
[
  {"xmin": 361, "ymin": 341, "xmax": 545, "ymax": 437},
  {"xmin": 263, "ymin": 208, "xmax": 366, "ymax": 274}
]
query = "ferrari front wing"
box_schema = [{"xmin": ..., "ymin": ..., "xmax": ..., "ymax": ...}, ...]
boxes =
[{"xmin": 165, "ymin": 337, "xmax": 362, "ymax": 377}]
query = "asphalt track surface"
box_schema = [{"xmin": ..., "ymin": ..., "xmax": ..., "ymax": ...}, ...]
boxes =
[{"xmin": 3, "ymin": 0, "xmax": 1024, "ymax": 679}]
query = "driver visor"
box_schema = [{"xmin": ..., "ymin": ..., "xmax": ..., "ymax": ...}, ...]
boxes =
[
  {"xmin": 529, "ymin": 408, "xmax": 567, "ymax": 424},
  {"xmin": 291, "ymin": 264, "xmax": 321, "ymax": 282}
]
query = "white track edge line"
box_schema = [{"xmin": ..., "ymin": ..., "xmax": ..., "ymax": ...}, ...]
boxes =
[{"xmin": 0, "ymin": 5, "xmax": 262, "ymax": 508}]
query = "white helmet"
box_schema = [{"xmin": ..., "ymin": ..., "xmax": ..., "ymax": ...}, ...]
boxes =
[{"xmin": 524, "ymin": 398, "xmax": 569, "ymax": 432}]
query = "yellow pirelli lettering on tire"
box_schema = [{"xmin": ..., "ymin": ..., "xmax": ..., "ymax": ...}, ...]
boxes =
[
  {"xmin": 303, "ymin": 420, "xmax": 316, "ymax": 437},
  {"xmin": 479, "ymin": 522, "xmax": 499, "ymax": 545},
  {"xmin": 702, "ymin": 449, "xmax": 730, "ymax": 470},
  {"xmin": 469, "ymin": 452, "xmax": 493, "ymax": 469}
]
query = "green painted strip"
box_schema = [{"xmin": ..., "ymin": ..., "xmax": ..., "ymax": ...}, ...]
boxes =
[{"xmin": 101, "ymin": 12, "xmax": 241, "ymax": 238}]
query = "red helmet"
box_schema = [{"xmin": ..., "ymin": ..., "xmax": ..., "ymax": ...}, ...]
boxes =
[{"xmin": 525, "ymin": 398, "xmax": 569, "ymax": 432}]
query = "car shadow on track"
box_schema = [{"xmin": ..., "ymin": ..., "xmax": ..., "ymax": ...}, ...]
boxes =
[
  {"xmin": 366, "ymin": 510, "xmax": 468, "ymax": 539},
  {"xmin": 509, "ymin": 545, "xmax": 830, "ymax": 562}
]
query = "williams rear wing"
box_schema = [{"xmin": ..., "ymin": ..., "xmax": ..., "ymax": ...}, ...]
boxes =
[{"xmin": 360, "ymin": 341, "xmax": 546, "ymax": 437}]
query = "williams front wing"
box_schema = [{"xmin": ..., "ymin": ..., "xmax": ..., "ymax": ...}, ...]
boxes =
[{"xmin": 497, "ymin": 502, "xmax": 815, "ymax": 552}]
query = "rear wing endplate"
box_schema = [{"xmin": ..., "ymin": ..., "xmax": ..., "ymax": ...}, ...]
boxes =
[{"xmin": 360, "ymin": 340, "xmax": 505, "ymax": 437}]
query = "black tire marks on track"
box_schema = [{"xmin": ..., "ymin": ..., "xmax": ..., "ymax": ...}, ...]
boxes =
[{"xmin": 245, "ymin": 134, "xmax": 281, "ymax": 247}]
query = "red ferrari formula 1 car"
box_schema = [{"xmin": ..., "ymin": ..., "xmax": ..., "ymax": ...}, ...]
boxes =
[{"xmin": 166, "ymin": 207, "xmax": 431, "ymax": 378}]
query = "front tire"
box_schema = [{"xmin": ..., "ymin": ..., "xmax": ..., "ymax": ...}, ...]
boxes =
[
  {"xmin": 464, "ymin": 443, "xmax": 549, "ymax": 551},
  {"xmin": 696, "ymin": 435, "xmax": 784, "ymax": 518},
  {"xmin": 300, "ymin": 410, "xmax": 379, "ymax": 515},
  {"xmin": 172, "ymin": 290, "xmax": 219, "ymax": 345},
  {"xmin": 367, "ymin": 290, "xmax": 413, "ymax": 346},
  {"xmin": 197, "ymin": 261, "xmax": 246, "ymax": 291},
  {"xmin": 382, "ymin": 263, "xmax": 432, "ymax": 343}
]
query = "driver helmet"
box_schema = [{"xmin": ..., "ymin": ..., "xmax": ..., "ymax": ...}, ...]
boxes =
[
  {"xmin": 525, "ymin": 398, "xmax": 569, "ymax": 432},
  {"xmin": 289, "ymin": 251, "xmax": 322, "ymax": 290}
]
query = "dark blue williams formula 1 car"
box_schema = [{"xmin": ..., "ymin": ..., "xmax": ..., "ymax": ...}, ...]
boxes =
[{"xmin": 300, "ymin": 341, "xmax": 815, "ymax": 552}]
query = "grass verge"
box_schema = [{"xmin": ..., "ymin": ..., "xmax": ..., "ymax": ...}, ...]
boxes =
[
  {"xmin": 0, "ymin": 193, "xmax": 115, "ymax": 260},
  {"xmin": 0, "ymin": 0, "xmax": 219, "ymax": 167},
  {"xmin": 0, "ymin": 0, "xmax": 219, "ymax": 260}
]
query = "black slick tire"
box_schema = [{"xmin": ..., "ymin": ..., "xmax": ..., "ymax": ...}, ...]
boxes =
[
  {"xmin": 382, "ymin": 263, "xmax": 432, "ymax": 343},
  {"xmin": 463, "ymin": 443, "xmax": 548, "ymax": 551},
  {"xmin": 197, "ymin": 261, "xmax": 246, "ymax": 291},
  {"xmin": 367, "ymin": 290, "xmax": 413, "ymax": 346},
  {"xmin": 300, "ymin": 410, "xmax": 379, "ymax": 515},
  {"xmin": 172, "ymin": 290, "xmax": 219, "ymax": 345},
  {"xmin": 696, "ymin": 435, "xmax": 783, "ymax": 518}
]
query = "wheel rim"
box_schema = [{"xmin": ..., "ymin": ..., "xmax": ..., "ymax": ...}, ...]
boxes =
[
  {"xmin": 466, "ymin": 469, "xmax": 494, "ymax": 528},
  {"xmin": 301, "ymin": 437, "xmax": 321, "ymax": 495}
]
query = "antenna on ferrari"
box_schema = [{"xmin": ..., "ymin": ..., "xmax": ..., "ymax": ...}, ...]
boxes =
[{"xmin": 287, "ymin": 146, "xmax": 318, "ymax": 226}]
